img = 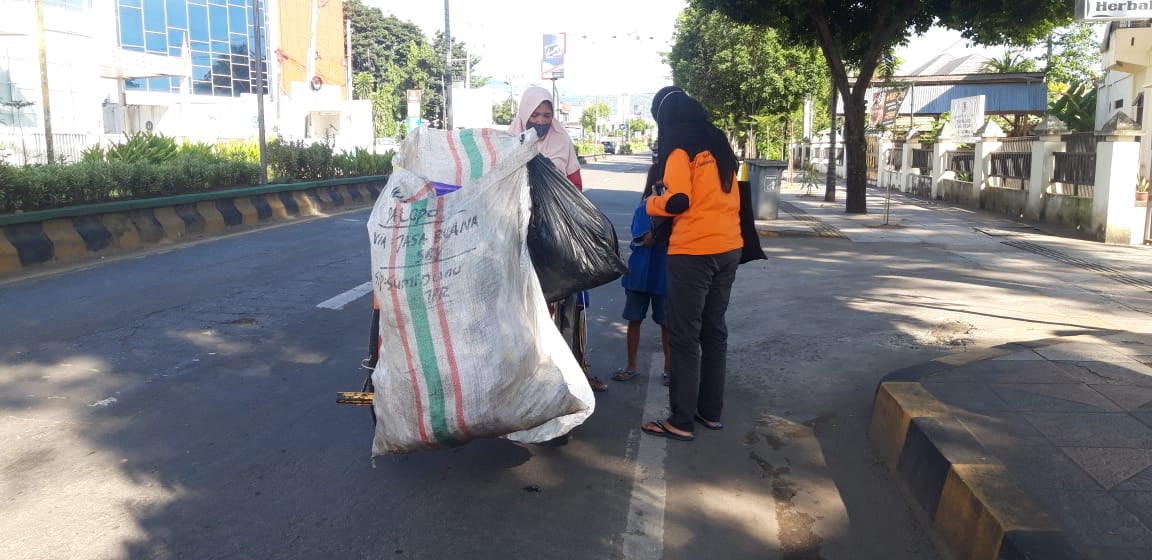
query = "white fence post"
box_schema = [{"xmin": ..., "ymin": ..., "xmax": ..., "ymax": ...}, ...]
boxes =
[
  {"xmin": 973, "ymin": 121, "xmax": 1005, "ymax": 208},
  {"xmin": 1027, "ymin": 116, "xmax": 1069, "ymax": 221},
  {"xmin": 904, "ymin": 131, "xmax": 920, "ymax": 193},
  {"xmin": 1093, "ymin": 113, "xmax": 1143, "ymax": 244},
  {"xmin": 932, "ymin": 123, "xmax": 957, "ymax": 199}
]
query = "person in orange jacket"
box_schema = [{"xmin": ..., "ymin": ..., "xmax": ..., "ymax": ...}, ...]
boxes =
[{"xmin": 640, "ymin": 87, "xmax": 742, "ymax": 442}]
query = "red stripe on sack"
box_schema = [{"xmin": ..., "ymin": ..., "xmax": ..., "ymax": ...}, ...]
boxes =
[
  {"xmin": 429, "ymin": 196, "xmax": 472, "ymax": 438},
  {"xmin": 388, "ymin": 199, "xmax": 431, "ymax": 445},
  {"xmin": 481, "ymin": 129, "xmax": 497, "ymax": 171},
  {"xmin": 446, "ymin": 131, "xmax": 464, "ymax": 187},
  {"xmin": 402, "ymin": 182, "xmax": 435, "ymax": 203}
]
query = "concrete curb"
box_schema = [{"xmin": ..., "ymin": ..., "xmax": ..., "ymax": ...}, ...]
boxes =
[
  {"xmin": 869, "ymin": 342, "xmax": 1081, "ymax": 560},
  {"xmin": 0, "ymin": 177, "xmax": 386, "ymax": 277}
]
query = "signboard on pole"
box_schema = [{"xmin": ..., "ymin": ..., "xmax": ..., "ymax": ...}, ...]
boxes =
[
  {"xmin": 406, "ymin": 89, "xmax": 422, "ymax": 130},
  {"xmin": 1076, "ymin": 0, "xmax": 1152, "ymax": 21},
  {"xmin": 950, "ymin": 95, "xmax": 985, "ymax": 142},
  {"xmin": 541, "ymin": 33, "xmax": 566, "ymax": 80}
]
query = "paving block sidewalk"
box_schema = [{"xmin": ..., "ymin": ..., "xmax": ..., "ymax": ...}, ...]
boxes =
[
  {"xmin": 763, "ymin": 183, "xmax": 1152, "ymax": 559},
  {"xmin": 873, "ymin": 338, "xmax": 1152, "ymax": 560}
]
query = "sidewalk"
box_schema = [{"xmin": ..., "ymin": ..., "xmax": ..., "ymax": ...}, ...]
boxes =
[{"xmin": 758, "ymin": 182, "xmax": 1152, "ymax": 560}]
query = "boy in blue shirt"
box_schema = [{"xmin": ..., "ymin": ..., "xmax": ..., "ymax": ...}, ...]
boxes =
[{"xmin": 612, "ymin": 167, "xmax": 671, "ymax": 385}]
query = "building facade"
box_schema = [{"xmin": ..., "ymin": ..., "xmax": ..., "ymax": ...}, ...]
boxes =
[{"xmin": 0, "ymin": 0, "xmax": 368, "ymax": 164}]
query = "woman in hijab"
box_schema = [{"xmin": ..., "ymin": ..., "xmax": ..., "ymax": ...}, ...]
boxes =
[
  {"xmin": 640, "ymin": 86, "xmax": 742, "ymax": 441},
  {"xmin": 508, "ymin": 86, "xmax": 583, "ymax": 189}
]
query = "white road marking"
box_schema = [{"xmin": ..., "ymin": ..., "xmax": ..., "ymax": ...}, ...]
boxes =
[
  {"xmin": 317, "ymin": 281, "xmax": 373, "ymax": 310},
  {"xmin": 621, "ymin": 361, "xmax": 668, "ymax": 559},
  {"xmin": 89, "ymin": 397, "xmax": 118, "ymax": 407}
]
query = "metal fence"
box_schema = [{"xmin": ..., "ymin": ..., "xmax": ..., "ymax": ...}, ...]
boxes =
[
  {"xmin": 911, "ymin": 147, "xmax": 933, "ymax": 174},
  {"xmin": 889, "ymin": 141, "xmax": 903, "ymax": 170},
  {"xmin": 946, "ymin": 150, "xmax": 974, "ymax": 177}
]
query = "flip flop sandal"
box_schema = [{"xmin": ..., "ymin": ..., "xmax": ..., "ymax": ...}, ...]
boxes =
[
  {"xmin": 693, "ymin": 414, "xmax": 724, "ymax": 431},
  {"xmin": 611, "ymin": 368, "xmax": 638, "ymax": 382},
  {"xmin": 587, "ymin": 376, "xmax": 609, "ymax": 392},
  {"xmin": 641, "ymin": 420, "xmax": 695, "ymax": 442},
  {"xmin": 662, "ymin": 372, "xmax": 671, "ymax": 387}
]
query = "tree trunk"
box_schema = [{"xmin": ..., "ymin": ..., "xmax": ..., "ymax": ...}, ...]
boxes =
[{"xmin": 841, "ymin": 95, "xmax": 868, "ymax": 214}]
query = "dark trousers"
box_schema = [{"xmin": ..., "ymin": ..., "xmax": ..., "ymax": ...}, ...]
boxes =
[{"xmin": 665, "ymin": 249, "xmax": 741, "ymax": 432}]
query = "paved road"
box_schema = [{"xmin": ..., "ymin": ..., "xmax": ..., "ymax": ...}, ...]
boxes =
[{"xmin": 1, "ymin": 154, "xmax": 944, "ymax": 559}]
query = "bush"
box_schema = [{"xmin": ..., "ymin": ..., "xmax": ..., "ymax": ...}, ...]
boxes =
[
  {"xmin": 105, "ymin": 132, "xmax": 179, "ymax": 164},
  {"xmin": 575, "ymin": 139, "xmax": 604, "ymax": 156},
  {"xmin": 0, "ymin": 137, "xmax": 389, "ymax": 214}
]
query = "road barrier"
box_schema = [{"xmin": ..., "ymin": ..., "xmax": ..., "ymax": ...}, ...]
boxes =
[{"xmin": 0, "ymin": 175, "xmax": 387, "ymax": 276}]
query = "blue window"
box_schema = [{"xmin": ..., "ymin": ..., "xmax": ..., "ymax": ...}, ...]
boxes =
[
  {"xmin": 208, "ymin": 4, "xmax": 227, "ymax": 40},
  {"xmin": 145, "ymin": 31, "xmax": 166, "ymax": 54},
  {"xmin": 188, "ymin": 5, "xmax": 208, "ymax": 41},
  {"xmin": 166, "ymin": 0, "xmax": 186, "ymax": 28},
  {"xmin": 118, "ymin": 6, "xmax": 144, "ymax": 48},
  {"xmin": 143, "ymin": 0, "xmax": 165, "ymax": 33},
  {"xmin": 228, "ymin": 5, "xmax": 246, "ymax": 32},
  {"xmin": 116, "ymin": 0, "xmax": 266, "ymax": 98}
]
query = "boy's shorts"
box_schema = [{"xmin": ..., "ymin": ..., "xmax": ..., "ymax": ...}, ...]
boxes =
[{"xmin": 622, "ymin": 290, "xmax": 666, "ymax": 325}]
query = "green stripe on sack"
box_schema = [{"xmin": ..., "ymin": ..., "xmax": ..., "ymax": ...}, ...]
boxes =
[
  {"xmin": 460, "ymin": 129, "xmax": 485, "ymax": 180},
  {"xmin": 403, "ymin": 198, "xmax": 453, "ymax": 444}
]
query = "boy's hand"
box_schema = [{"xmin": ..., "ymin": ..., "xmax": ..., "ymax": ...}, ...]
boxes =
[{"xmin": 641, "ymin": 232, "xmax": 654, "ymax": 247}]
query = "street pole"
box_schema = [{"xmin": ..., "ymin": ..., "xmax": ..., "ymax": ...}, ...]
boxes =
[
  {"xmin": 443, "ymin": 0, "xmax": 453, "ymax": 129},
  {"xmin": 252, "ymin": 0, "xmax": 268, "ymax": 183},
  {"xmin": 35, "ymin": 0, "xmax": 54, "ymax": 163}
]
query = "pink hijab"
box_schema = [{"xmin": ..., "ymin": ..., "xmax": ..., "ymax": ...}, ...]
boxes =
[{"xmin": 508, "ymin": 86, "xmax": 580, "ymax": 176}]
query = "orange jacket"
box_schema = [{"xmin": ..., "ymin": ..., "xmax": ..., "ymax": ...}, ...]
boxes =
[{"xmin": 646, "ymin": 148, "xmax": 741, "ymax": 256}]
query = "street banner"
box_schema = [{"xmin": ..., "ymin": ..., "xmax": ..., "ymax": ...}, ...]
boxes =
[{"xmin": 541, "ymin": 33, "xmax": 566, "ymax": 80}]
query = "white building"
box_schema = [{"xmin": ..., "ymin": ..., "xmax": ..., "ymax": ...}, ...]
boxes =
[{"xmin": 0, "ymin": 0, "xmax": 369, "ymax": 164}]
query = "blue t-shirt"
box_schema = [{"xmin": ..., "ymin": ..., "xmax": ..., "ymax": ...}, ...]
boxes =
[{"xmin": 620, "ymin": 201, "xmax": 668, "ymax": 296}]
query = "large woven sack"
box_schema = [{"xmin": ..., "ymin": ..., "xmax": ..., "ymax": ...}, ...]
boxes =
[{"xmin": 368, "ymin": 127, "xmax": 595, "ymax": 455}]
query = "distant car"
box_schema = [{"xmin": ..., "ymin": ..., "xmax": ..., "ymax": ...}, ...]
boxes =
[{"xmin": 602, "ymin": 141, "xmax": 616, "ymax": 154}]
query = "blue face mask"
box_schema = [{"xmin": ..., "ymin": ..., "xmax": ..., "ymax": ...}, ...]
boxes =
[{"xmin": 528, "ymin": 122, "xmax": 550, "ymax": 138}]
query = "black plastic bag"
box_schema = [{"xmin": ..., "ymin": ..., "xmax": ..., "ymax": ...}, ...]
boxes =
[
  {"xmin": 526, "ymin": 155, "xmax": 629, "ymax": 302},
  {"xmin": 737, "ymin": 180, "xmax": 767, "ymax": 264}
]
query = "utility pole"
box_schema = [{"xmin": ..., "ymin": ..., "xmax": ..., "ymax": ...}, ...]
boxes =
[
  {"xmin": 252, "ymin": 0, "xmax": 268, "ymax": 183},
  {"xmin": 35, "ymin": 0, "xmax": 54, "ymax": 163},
  {"xmin": 443, "ymin": 0, "xmax": 453, "ymax": 129},
  {"xmin": 826, "ymin": 73, "xmax": 837, "ymax": 202}
]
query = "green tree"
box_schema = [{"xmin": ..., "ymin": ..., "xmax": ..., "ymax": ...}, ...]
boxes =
[
  {"xmin": 627, "ymin": 118, "xmax": 649, "ymax": 136},
  {"xmin": 980, "ymin": 50, "xmax": 1039, "ymax": 73},
  {"xmin": 580, "ymin": 102, "xmax": 612, "ymax": 137},
  {"xmin": 492, "ymin": 98, "xmax": 517, "ymax": 126},
  {"xmin": 1045, "ymin": 23, "xmax": 1103, "ymax": 87},
  {"xmin": 699, "ymin": 0, "xmax": 1073, "ymax": 213},
  {"xmin": 668, "ymin": 1, "xmax": 826, "ymax": 158}
]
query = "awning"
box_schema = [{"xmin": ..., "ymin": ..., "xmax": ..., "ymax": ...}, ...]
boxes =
[{"xmin": 100, "ymin": 50, "xmax": 186, "ymax": 80}]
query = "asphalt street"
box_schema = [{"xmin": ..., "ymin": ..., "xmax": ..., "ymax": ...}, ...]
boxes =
[{"xmin": 0, "ymin": 154, "xmax": 956, "ymax": 560}]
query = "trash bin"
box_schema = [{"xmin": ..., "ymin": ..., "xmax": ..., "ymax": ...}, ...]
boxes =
[{"xmin": 744, "ymin": 159, "xmax": 786, "ymax": 220}]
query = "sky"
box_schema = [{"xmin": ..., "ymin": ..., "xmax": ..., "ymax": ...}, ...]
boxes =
[{"xmin": 366, "ymin": 1, "xmax": 1019, "ymax": 96}]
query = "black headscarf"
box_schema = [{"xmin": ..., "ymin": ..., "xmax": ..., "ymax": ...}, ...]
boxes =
[{"xmin": 650, "ymin": 86, "xmax": 738, "ymax": 194}]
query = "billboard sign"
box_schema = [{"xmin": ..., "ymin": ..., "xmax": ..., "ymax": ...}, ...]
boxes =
[
  {"xmin": 1076, "ymin": 0, "xmax": 1152, "ymax": 21},
  {"xmin": 541, "ymin": 33, "xmax": 566, "ymax": 80},
  {"xmin": 950, "ymin": 95, "xmax": 985, "ymax": 141},
  {"xmin": 868, "ymin": 87, "xmax": 909, "ymax": 128}
]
